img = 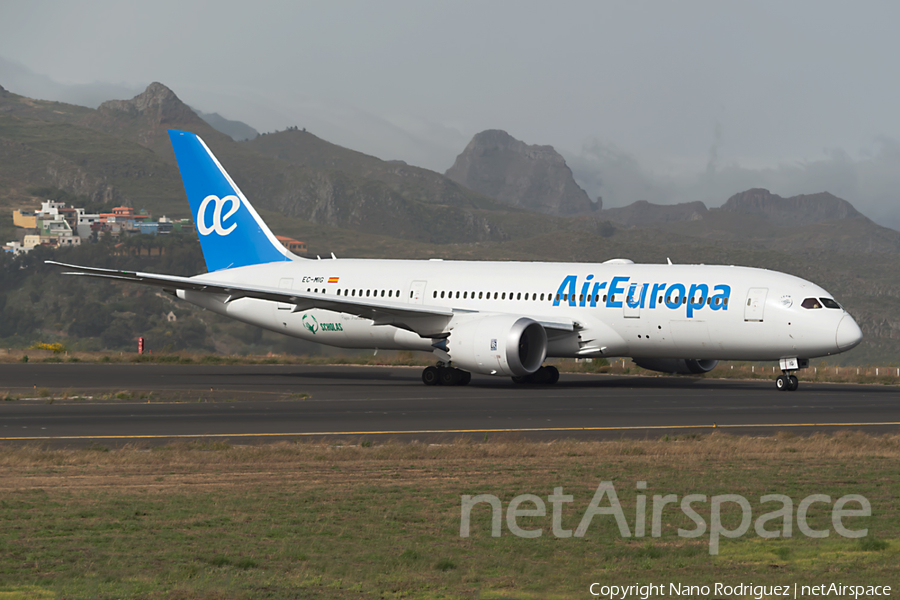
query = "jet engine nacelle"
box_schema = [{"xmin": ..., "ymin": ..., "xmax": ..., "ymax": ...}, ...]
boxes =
[
  {"xmin": 448, "ymin": 316, "xmax": 548, "ymax": 377},
  {"xmin": 632, "ymin": 358, "xmax": 719, "ymax": 375}
]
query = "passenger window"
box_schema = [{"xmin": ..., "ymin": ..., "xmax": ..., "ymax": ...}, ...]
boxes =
[
  {"xmin": 479, "ymin": 292, "xmax": 483, "ymax": 299},
  {"xmin": 388, "ymin": 290, "xmax": 392, "ymax": 297},
  {"xmin": 517, "ymin": 293, "xmax": 521, "ymax": 300},
  {"xmin": 367, "ymin": 290, "xmax": 371, "ymax": 297},
  {"xmin": 801, "ymin": 298, "xmax": 822, "ymax": 309},
  {"xmin": 433, "ymin": 291, "xmax": 437, "ymax": 298},
  {"xmin": 502, "ymin": 292, "xmax": 506, "ymax": 300},
  {"xmin": 440, "ymin": 291, "xmax": 445, "ymax": 298},
  {"xmin": 352, "ymin": 290, "xmax": 356, "ymax": 297},
  {"xmin": 494, "ymin": 292, "xmax": 498, "ymax": 300},
  {"xmin": 603, "ymin": 295, "xmax": 607, "ymax": 302},
  {"xmin": 381, "ymin": 290, "xmax": 385, "ymax": 297},
  {"xmin": 540, "ymin": 293, "xmax": 545, "ymax": 301},
  {"xmin": 820, "ymin": 298, "xmax": 841, "ymax": 309}
]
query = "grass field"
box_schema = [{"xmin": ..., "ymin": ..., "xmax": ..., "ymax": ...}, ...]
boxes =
[{"xmin": 0, "ymin": 434, "xmax": 897, "ymax": 599}]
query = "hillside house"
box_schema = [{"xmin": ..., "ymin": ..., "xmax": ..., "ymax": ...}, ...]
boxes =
[{"xmin": 276, "ymin": 236, "xmax": 308, "ymax": 254}]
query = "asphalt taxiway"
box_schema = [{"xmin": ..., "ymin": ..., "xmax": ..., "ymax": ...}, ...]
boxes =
[{"xmin": 1, "ymin": 364, "xmax": 898, "ymax": 445}]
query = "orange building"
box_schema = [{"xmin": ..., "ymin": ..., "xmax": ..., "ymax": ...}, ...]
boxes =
[{"xmin": 276, "ymin": 236, "xmax": 307, "ymax": 254}]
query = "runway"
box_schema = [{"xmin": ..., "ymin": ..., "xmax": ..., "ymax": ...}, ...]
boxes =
[{"xmin": 1, "ymin": 364, "xmax": 898, "ymax": 445}]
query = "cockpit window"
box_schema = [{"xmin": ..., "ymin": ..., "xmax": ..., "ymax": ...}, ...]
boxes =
[
  {"xmin": 820, "ymin": 298, "xmax": 842, "ymax": 309},
  {"xmin": 801, "ymin": 298, "xmax": 822, "ymax": 309}
]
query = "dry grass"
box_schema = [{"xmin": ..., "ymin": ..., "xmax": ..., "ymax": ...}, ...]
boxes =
[
  {"xmin": 2, "ymin": 347, "xmax": 897, "ymax": 387},
  {"xmin": 1, "ymin": 434, "xmax": 897, "ymax": 598},
  {"xmin": 3, "ymin": 431, "xmax": 900, "ymax": 475}
]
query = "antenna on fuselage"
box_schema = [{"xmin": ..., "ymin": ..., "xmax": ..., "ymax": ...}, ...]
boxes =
[{"xmin": 667, "ymin": 257, "xmax": 673, "ymax": 265}]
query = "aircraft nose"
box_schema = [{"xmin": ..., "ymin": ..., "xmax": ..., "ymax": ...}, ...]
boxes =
[{"xmin": 836, "ymin": 315, "xmax": 863, "ymax": 351}]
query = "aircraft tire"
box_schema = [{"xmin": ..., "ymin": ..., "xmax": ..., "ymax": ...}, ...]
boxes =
[
  {"xmin": 545, "ymin": 365, "xmax": 560, "ymax": 384},
  {"xmin": 422, "ymin": 366, "xmax": 440, "ymax": 386},
  {"xmin": 788, "ymin": 375, "xmax": 799, "ymax": 391},
  {"xmin": 439, "ymin": 367, "xmax": 460, "ymax": 386},
  {"xmin": 458, "ymin": 371, "xmax": 472, "ymax": 386},
  {"xmin": 775, "ymin": 375, "xmax": 788, "ymax": 391},
  {"xmin": 511, "ymin": 376, "xmax": 528, "ymax": 384}
]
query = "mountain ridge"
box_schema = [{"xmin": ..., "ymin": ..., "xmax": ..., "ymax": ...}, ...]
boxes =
[{"xmin": 445, "ymin": 129, "xmax": 595, "ymax": 216}]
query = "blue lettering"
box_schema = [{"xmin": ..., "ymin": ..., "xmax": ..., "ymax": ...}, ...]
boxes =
[
  {"xmin": 606, "ymin": 276, "xmax": 629, "ymax": 308},
  {"xmin": 579, "ymin": 274, "xmax": 594, "ymax": 307},
  {"xmin": 627, "ymin": 283, "xmax": 649, "ymax": 309},
  {"xmin": 649, "ymin": 283, "xmax": 666, "ymax": 309},
  {"xmin": 686, "ymin": 283, "xmax": 709, "ymax": 318},
  {"xmin": 590, "ymin": 281, "xmax": 607, "ymax": 307},
  {"xmin": 710, "ymin": 284, "xmax": 731, "ymax": 311},
  {"xmin": 552, "ymin": 275, "xmax": 731, "ymax": 316},
  {"xmin": 665, "ymin": 283, "xmax": 685, "ymax": 310},
  {"xmin": 554, "ymin": 275, "xmax": 577, "ymax": 307}
]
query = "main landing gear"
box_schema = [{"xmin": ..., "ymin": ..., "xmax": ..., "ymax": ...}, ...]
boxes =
[
  {"xmin": 422, "ymin": 365, "xmax": 471, "ymax": 386},
  {"xmin": 512, "ymin": 365, "xmax": 560, "ymax": 385}
]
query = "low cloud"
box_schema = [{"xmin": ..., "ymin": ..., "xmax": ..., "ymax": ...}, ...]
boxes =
[{"xmin": 566, "ymin": 137, "xmax": 900, "ymax": 231}]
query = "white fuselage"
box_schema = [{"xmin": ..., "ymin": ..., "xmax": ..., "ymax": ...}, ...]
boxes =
[{"xmin": 179, "ymin": 258, "xmax": 859, "ymax": 362}]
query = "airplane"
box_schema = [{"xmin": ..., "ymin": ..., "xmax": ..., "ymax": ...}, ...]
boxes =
[{"xmin": 48, "ymin": 130, "xmax": 863, "ymax": 391}]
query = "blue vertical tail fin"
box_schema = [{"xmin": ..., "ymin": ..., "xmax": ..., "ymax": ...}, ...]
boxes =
[{"xmin": 168, "ymin": 129, "xmax": 297, "ymax": 272}]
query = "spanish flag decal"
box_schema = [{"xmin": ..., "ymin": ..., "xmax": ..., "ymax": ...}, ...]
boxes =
[{"xmin": 328, "ymin": 277, "xmax": 339, "ymax": 284}]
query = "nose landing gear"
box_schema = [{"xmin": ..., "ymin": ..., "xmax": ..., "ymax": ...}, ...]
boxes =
[
  {"xmin": 775, "ymin": 358, "xmax": 807, "ymax": 391},
  {"xmin": 775, "ymin": 373, "xmax": 799, "ymax": 391}
]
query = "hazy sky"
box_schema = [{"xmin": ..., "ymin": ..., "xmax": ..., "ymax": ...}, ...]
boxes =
[{"xmin": 2, "ymin": 1, "xmax": 899, "ymax": 228}]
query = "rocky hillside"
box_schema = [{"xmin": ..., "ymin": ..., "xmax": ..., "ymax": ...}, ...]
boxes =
[
  {"xmin": 445, "ymin": 129, "xmax": 595, "ymax": 216},
  {"xmin": 720, "ymin": 188, "xmax": 865, "ymax": 226},
  {"xmin": 194, "ymin": 110, "xmax": 259, "ymax": 141},
  {"xmin": 599, "ymin": 200, "xmax": 708, "ymax": 228},
  {"xmin": 0, "ymin": 84, "xmax": 540, "ymax": 245},
  {"xmin": 245, "ymin": 129, "xmax": 511, "ymax": 213}
]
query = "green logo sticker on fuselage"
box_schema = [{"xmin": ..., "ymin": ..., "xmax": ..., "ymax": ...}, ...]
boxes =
[{"xmin": 302, "ymin": 314, "xmax": 342, "ymax": 335}]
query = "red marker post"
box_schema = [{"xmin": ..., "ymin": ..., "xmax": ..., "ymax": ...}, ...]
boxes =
[{"xmin": 138, "ymin": 337, "xmax": 144, "ymax": 355}]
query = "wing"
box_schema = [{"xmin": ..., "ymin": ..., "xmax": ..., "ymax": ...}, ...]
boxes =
[{"xmin": 46, "ymin": 261, "xmax": 579, "ymax": 338}]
